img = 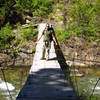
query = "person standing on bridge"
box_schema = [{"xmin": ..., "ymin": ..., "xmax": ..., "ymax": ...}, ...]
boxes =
[{"xmin": 36, "ymin": 23, "xmax": 58, "ymax": 61}]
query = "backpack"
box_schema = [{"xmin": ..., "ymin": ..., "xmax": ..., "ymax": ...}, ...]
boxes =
[{"xmin": 43, "ymin": 26, "xmax": 54, "ymax": 42}]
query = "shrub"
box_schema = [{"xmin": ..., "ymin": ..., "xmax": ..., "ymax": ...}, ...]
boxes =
[
  {"xmin": 22, "ymin": 26, "xmax": 38, "ymax": 40},
  {"xmin": 0, "ymin": 23, "xmax": 15, "ymax": 49},
  {"xmin": 55, "ymin": 28, "xmax": 71, "ymax": 43},
  {"xmin": 14, "ymin": 0, "xmax": 57, "ymax": 17},
  {"xmin": 68, "ymin": 0, "xmax": 97, "ymax": 37}
]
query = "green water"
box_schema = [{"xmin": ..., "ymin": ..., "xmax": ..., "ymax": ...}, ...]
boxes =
[
  {"xmin": 0, "ymin": 66, "xmax": 30, "ymax": 100},
  {"xmin": 70, "ymin": 67, "xmax": 100, "ymax": 100}
]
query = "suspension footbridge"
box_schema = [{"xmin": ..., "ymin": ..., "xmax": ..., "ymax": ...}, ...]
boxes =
[{"xmin": 16, "ymin": 23, "xmax": 77, "ymax": 100}]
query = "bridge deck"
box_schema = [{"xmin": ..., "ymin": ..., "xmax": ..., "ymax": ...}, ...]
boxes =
[{"xmin": 16, "ymin": 24, "xmax": 77, "ymax": 100}]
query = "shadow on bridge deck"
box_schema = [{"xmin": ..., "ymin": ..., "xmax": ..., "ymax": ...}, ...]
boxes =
[{"xmin": 16, "ymin": 68, "xmax": 77, "ymax": 100}]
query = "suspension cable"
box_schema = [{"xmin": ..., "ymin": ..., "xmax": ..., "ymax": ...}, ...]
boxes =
[
  {"xmin": 89, "ymin": 78, "xmax": 100, "ymax": 100},
  {"xmin": 1, "ymin": 68, "xmax": 13, "ymax": 100}
]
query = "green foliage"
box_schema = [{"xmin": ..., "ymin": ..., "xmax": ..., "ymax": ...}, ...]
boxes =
[
  {"xmin": 95, "ymin": 0, "xmax": 100, "ymax": 33},
  {"xmin": 54, "ymin": 0, "xmax": 100, "ymax": 43},
  {"xmin": 0, "ymin": 23, "xmax": 15, "ymax": 49},
  {"xmin": 22, "ymin": 26, "xmax": 38, "ymax": 40},
  {"xmin": 55, "ymin": 28, "xmax": 71, "ymax": 43},
  {"xmin": 95, "ymin": 0, "xmax": 100, "ymax": 15},
  {"xmin": 14, "ymin": 0, "xmax": 57, "ymax": 17},
  {"xmin": 0, "ymin": 0, "xmax": 15, "ymax": 17},
  {"xmin": 0, "ymin": 6, "xmax": 7, "ymax": 17},
  {"xmin": 67, "ymin": 0, "xmax": 98, "ymax": 37},
  {"xmin": 9, "ymin": 22, "xmax": 38, "ymax": 57},
  {"xmin": 58, "ymin": 16, "xmax": 63, "ymax": 21},
  {"xmin": 0, "ymin": 0, "xmax": 57, "ymax": 27},
  {"xmin": 16, "ymin": 22, "xmax": 38, "ymax": 40}
]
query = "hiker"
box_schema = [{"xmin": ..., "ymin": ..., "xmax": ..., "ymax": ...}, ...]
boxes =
[{"xmin": 36, "ymin": 23, "xmax": 58, "ymax": 61}]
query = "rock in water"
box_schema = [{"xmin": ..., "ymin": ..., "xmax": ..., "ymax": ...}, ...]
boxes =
[{"xmin": 0, "ymin": 81, "xmax": 15, "ymax": 91}]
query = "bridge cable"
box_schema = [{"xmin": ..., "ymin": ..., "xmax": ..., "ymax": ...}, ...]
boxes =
[
  {"xmin": 89, "ymin": 78, "xmax": 100, "ymax": 100},
  {"xmin": 1, "ymin": 69, "xmax": 13, "ymax": 100}
]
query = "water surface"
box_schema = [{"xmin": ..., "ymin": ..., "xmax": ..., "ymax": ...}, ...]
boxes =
[
  {"xmin": 0, "ymin": 66, "xmax": 30, "ymax": 100},
  {"xmin": 70, "ymin": 66, "xmax": 100, "ymax": 100}
]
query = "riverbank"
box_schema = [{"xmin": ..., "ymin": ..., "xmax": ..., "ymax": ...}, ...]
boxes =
[
  {"xmin": 61, "ymin": 36, "xmax": 100, "ymax": 67},
  {"xmin": 0, "ymin": 35, "xmax": 100, "ymax": 68},
  {"xmin": 0, "ymin": 40, "xmax": 35, "ymax": 67}
]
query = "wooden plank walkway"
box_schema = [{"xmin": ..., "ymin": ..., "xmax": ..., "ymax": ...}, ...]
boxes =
[{"xmin": 16, "ymin": 23, "xmax": 77, "ymax": 100}]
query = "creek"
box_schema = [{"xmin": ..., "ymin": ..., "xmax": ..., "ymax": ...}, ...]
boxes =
[
  {"xmin": 70, "ymin": 66, "xmax": 100, "ymax": 100},
  {"xmin": 0, "ymin": 66, "xmax": 30, "ymax": 100},
  {"xmin": 0, "ymin": 65, "xmax": 100, "ymax": 100}
]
